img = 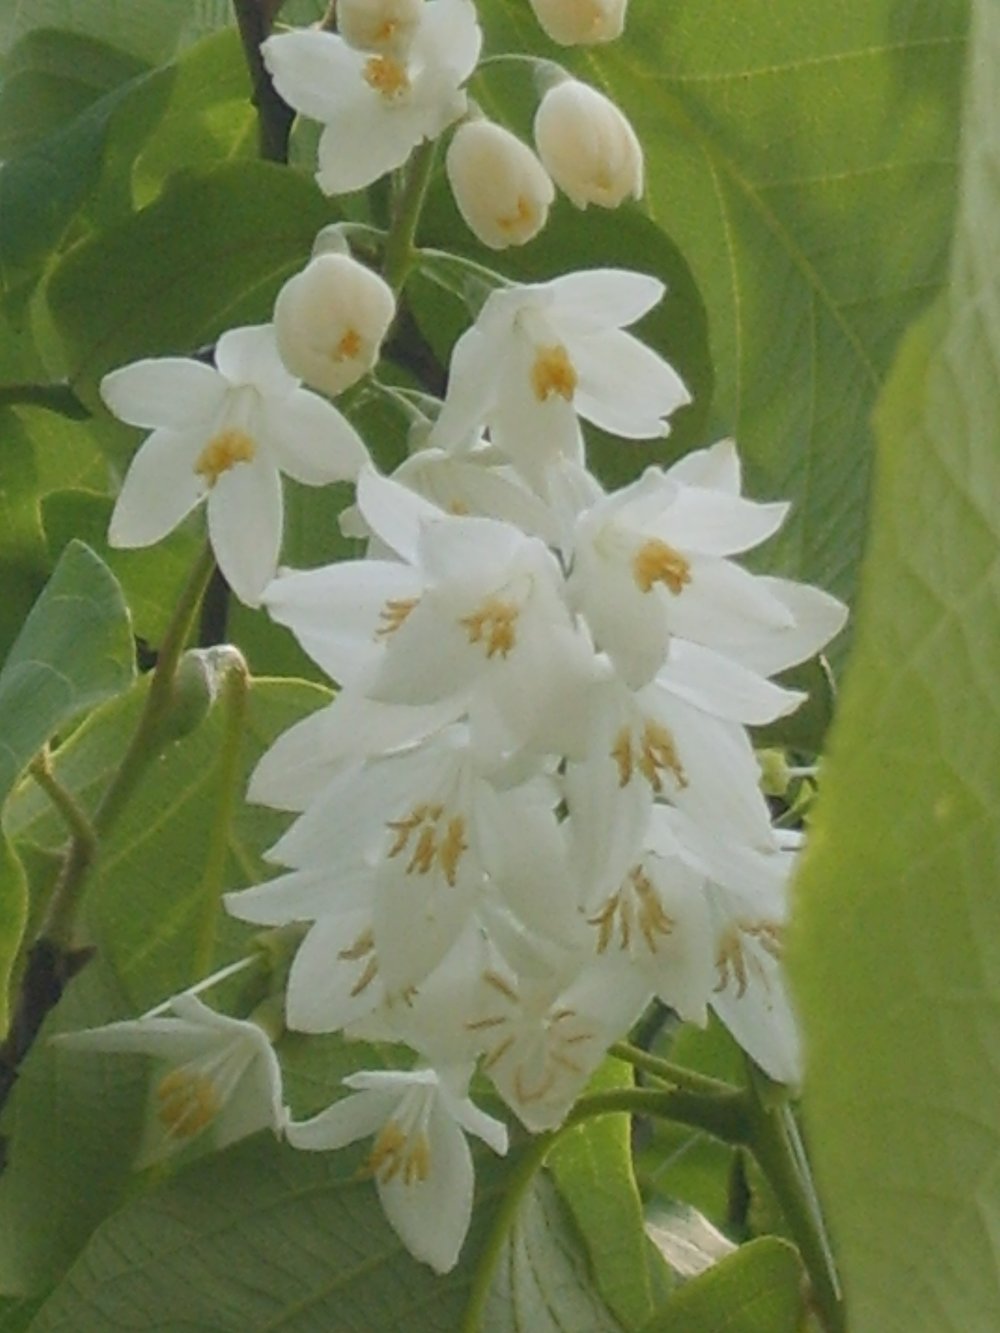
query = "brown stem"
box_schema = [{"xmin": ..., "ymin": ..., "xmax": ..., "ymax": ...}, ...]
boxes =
[{"xmin": 232, "ymin": 0, "xmax": 295, "ymax": 163}]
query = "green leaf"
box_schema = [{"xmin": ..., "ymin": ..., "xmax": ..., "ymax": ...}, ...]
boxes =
[
  {"xmin": 548, "ymin": 1059, "xmax": 660, "ymax": 1329},
  {"xmin": 0, "ymin": 1, "xmax": 232, "ymax": 66},
  {"xmin": 24, "ymin": 1139, "xmax": 623, "ymax": 1332},
  {"xmin": 45, "ymin": 160, "xmax": 333, "ymax": 407},
  {"xmin": 0, "ymin": 413, "xmax": 48, "ymax": 664},
  {"xmin": 790, "ymin": 5, "xmax": 1000, "ymax": 1330},
  {"xmin": 476, "ymin": 0, "xmax": 967, "ymax": 607},
  {"xmin": 639, "ymin": 1237, "xmax": 805, "ymax": 1333},
  {"xmin": 0, "ymin": 540, "xmax": 133, "ymax": 811}
]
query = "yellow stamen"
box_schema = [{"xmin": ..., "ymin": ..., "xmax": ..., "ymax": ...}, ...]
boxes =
[
  {"xmin": 333, "ymin": 327, "xmax": 363, "ymax": 361},
  {"xmin": 156, "ymin": 1069, "xmax": 221, "ymax": 1138},
  {"xmin": 194, "ymin": 428, "xmax": 256, "ymax": 486},
  {"xmin": 366, "ymin": 1120, "xmax": 431, "ymax": 1185},
  {"xmin": 363, "ymin": 54, "xmax": 410, "ymax": 99},
  {"xmin": 631, "ymin": 538, "xmax": 692, "ymax": 595},
  {"xmin": 611, "ymin": 727, "xmax": 633, "ymax": 787},
  {"xmin": 497, "ymin": 196, "xmax": 538, "ymax": 235},
  {"xmin": 376, "ymin": 597, "xmax": 418, "ymax": 638},
  {"xmin": 386, "ymin": 804, "xmax": 467, "ymax": 884},
  {"xmin": 530, "ymin": 344, "xmax": 578, "ymax": 403},
  {"xmin": 460, "ymin": 597, "xmax": 518, "ymax": 658},
  {"xmin": 638, "ymin": 721, "xmax": 687, "ymax": 793}
]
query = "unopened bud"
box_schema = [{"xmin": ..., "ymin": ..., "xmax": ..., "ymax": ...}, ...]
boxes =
[
  {"xmin": 528, "ymin": 0, "xmax": 627, "ymax": 45},
  {"xmin": 534, "ymin": 79, "xmax": 643, "ymax": 209},
  {"xmin": 163, "ymin": 646, "xmax": 247, "ymax": 742},
  {"xmin": 446, "ymin": 120, "xmax": 554, "ymax": 250},
  {"xmin": 274, "ymin": 253, "xmax": 395, "ymax": 397},
  {"xmin": 337, "ymin": 0, "xmax": 423, "ymax": 54}
]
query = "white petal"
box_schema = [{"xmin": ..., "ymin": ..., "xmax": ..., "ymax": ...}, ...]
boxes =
[
  {"xmin": 215, "ymin": 325, "xmax": 295, "ymax": 396},
  {"xmin": 56, "ymin": 1015, "xmax": 214, "ymax": 1062},
  {"xmin": 262, "ymin": 30, "xmax": 362, "ymax": 124},
  {"xmin": 286, "ymin": 911, "xmax": 384, "ymax": 1032},
  {"xmin": 571, "ymin": 330, "xmax": 689, "ymax": 439},
  {"xmin": 659, "ymin": 640, "xmax": 805, "ymax": 725},
  {"xmin": 377, "ymin": 1104, "xmax": 474, "ymax": 1273},
  {"xmin": 108, "ymin": 426, "xmax": 206, "ymax": 548},
  {"xmin": 206, "ymin": 458, "xmax": 283, "ymax": 606},
  {"xmin": 214, "ymin": 1042, "xmax": 287, "ymax": 1146},
  {"xmin": 101, "ymin": 359, "xmax": 226, "ymax": 430},
  {"xmin": 224, "ymin": 864, "xmax": 368, "ymax": 925},
  {"xmin": 413, "ymin": 0, "xmax": 482, "ymax": 80},
  {"xmin": 666, "ymin": 557, "xmax": 795, "ymax": 646},
  {"xmin": 666, "ymin": 439, "xmax": 741, "ymax": 493},
  {"xmin": 430, "ymin": 326, "xmax": 499, "ymax": 454},
  {"xmin": 287, "ymin": 1088, "xmax": 390, "ymax": 1150},
  {"xmin": 316, "ymin": 108, "xmax": 421, "ymax": 194},
  {"xmin": 262, "ymin": 391, "xmax": 369, "ymax": 485},
  {"xmin": 649, "ymin": 489, "xmax": 788, "ymax": 558},
  {"xmin": 247, "ymin": 704, "xmax": 340, "ymax": 811},
  {"xmin": 547, "ymin": 269, "xmax": 664, "ymax": 332},
  {"xmin": 358, "ymin": 466, "xmax": 444, "ymax": 564},
  {"xmin": 724, "ymin": 577, "xmax": 849, "ymax": 676}
]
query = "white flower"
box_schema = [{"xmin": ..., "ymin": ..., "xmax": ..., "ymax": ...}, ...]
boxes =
[
  {"xmin": 103, "ymin": 325, "xmax": 368, "ymax": 605},
  {"xmin": 287, "ymin": 1065, "xmax": 508, "ymax": 1273},
  {"xmin": 429, "ymin": 269, "xmax": 689, "ymax": 480},
  {"xmin": 336, "ymin": 0, "xmax": 424, "ymax": 54},
  {"xmin": 528, "ymin": 0, "xmax": 627, "ymax": 44},
  {"xmin": 58, "ymin": 994, "xmax": 286, "ymax": 1164},
  {"xmin": 273, "ymin": 253, "xmax": 395, "ymax": 396},
  {"xmin": 534, "ymin": 79, "xmax": 642, "ymax": 209},
  {"xmin": 446, "ymin": 119, "xmax": 555, "ymax": 249},
  {"xmin": 262, "ymin": 0, "xmax": 481, "ymax": 194}
]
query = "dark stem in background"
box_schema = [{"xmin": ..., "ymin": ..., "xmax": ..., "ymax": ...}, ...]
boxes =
[
  {"xmin": 232, "ymin": 0, "xmax": 294, "ymax": 164},
  {"xmin": 199, "ymin": 566, "xmax": 231, "ymax": 646}
]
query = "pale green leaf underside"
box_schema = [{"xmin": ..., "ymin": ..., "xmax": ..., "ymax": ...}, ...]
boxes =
[{"xmin": 791, "ymin": 3, "xmax": 1000, "ymax": 1328}]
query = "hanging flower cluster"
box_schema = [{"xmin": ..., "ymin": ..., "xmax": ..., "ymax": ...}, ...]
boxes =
[{"xmin": 68, "ymin": 0, "xmax": 847, "ymax": 1277}]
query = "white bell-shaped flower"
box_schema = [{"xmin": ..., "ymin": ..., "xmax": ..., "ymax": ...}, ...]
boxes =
[
  {"xmin": 337, "ymin": 0, "xmax": 424, "ymax": 54},
  {"xmin": 103, "ymin": 326, "xmax": 369, "ymax": 605},
  {"xmin": 446, "ymin": 119, "xmax": 555, "ymax": 249},
  {"xmin": 528, "ymin": 0, "xmax": 627, "ymax": 44},
  {"xmin": 534, "ymin": 78, "xmax": 643, "ymax": 209},
  {"xmin": 273, "ymin": 253, "xmax": 395, "ymax": 397},
  {"xmin": 287, "ymin": 1065, "xmax": 508, "ymax": 1273},
  {"xmin": 262, "ymin": 0, "xmax": 481, "ymax": 194},
  {"xmin": 58, "ymin": 994, "xmax": 287, "ymax": 1165}
]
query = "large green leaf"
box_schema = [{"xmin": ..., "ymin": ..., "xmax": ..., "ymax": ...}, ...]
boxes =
[
  {"xmin": 0, "ymin": 677, "xmax": 326, "ymax": 1292},
  {"xmin": 0, "ymin": 0, "xmax": 226, "ymax": 65},
  {"xmin": 24, "ymin": 1138, "xmax": 622, "ymax": 1332},
  {"xmin": 791, "ymin": 4, "xmax": 1000, "ymax": 1330},
  {"xmin": 0, "ymin": 414, "xmax": 49, "ymax": 665},
  {"xmin": 477, "ymin": 0, "xmax": 967, "ymax": 606},
  {"xmin": 45, "ymin": 160, "xmax": 333, "ymax": 407},
  {"xmin": 639, "ymin": 1237, "xmax": 804, "ymax": 1333}
]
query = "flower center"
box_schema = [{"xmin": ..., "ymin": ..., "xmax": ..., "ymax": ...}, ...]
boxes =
[
  {"xmin": 631, "ymin": 538, "xmax": 691, "ymax": 594},
  {"xmin": 386, "ymin": 803, "xmax": 468, "ymax": 885},
  {"xmin": 459, "ymin": 596, "xmax": 519, "ymax": 658},
  {"xmin": 333, "ymin": 327, "xmax": 363, "ymax": 361},
  {"xmin": 714, "ymin": 921, "xmax": 783, "ymax": 997},
  {"xmin": 366, "ymin": 1119, "xmax": 431, "ymax": 1185},
  {"xmin": 530, "ymin": 344, "xmax": 577, "ymax": 402},
  {"xmin": 155, "ymin": 1068, "xmax": 222, "ymax": 1139},
  {"xmin": 498, "ymin": 195, "xmax": 539, "ymax": 236},
  {"xmin": 589, "ymin": 866, "xmax": 675, "ymax": 954},
  {"xmin": 194, "ymin": 428, "xmax": 256, "ymax": 486},
  {"xmin": 363, "ymin": 54, "xmax": 410, "ymax": 100},
  {"xmin": 611, "ymin": 721, "xmax": 687, "ymax": 793}
]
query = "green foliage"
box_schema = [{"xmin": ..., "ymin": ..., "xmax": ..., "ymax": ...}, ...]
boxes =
[
  {"xmin": 640, "ymin": 1237, "xmax": 805, "ymax": 1333},
  {"xmin": 791, "ymin": 3, "xmax": 1000, "ymax": 1329}
]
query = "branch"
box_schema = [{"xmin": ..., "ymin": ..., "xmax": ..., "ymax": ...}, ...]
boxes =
[{"xmin": 232, "ymin": 0, "xmax": 295, "ymax": 163}]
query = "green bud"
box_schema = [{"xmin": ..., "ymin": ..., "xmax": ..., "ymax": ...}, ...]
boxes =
[{"xmin": 757, "ymin": 748, "xmax": 791, "ymax": 798}]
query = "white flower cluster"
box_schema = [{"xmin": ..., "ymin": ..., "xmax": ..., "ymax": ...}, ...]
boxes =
[{"xmin": 71, "ymin": 0, "xmax": 848, "ymax": 1278}]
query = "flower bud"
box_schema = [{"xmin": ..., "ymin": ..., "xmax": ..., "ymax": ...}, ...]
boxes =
[
  {"xmin": 534, "ymin": 79, "xmax": 643, "ymax": 209},
  {"xmin": 274, "ymin": 253, "xmax": 395, "ymax": 396},
  {"xmin": 336, "ymin": 0, "xmax": 423, "ymax": 54},
  {"xmin": 528, "ymin": 0, "xmax": 627, "ymax": 45},
  {"xmin": 446, "ymin": 120, "xmax": 555, "ymax": 250}
]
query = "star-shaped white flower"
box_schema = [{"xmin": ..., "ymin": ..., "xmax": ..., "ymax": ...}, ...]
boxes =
[
  {"xmin": 429, "ymin": 268, "xmax": 689, "ymax": 482},
  {"xmin": 58, "ymin": 994, "xmax": 287, "ymax": 1165},
  {"xmin": 287, "ymin": 1065, "xmax": 507, "ymax": 1273},
  {"xmin": 262, "ymin": 0, "xmax": 481, "ymax": 194},
  {"xmin": 103, "ymin": 325, "xmax": 369, "ymax": 605}
]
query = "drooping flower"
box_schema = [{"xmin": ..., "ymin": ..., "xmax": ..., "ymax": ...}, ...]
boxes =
[
  {"xmin": 429, "ymin": 269, "xmax": 689, "ymax": 481},
  {"xmin": 287, "ymin": 1065, "xmax": 508, "ymax": 1272},
  {"xmin": 103, "ymin": 325, "xmax": 368, "ymax": 605},
  {"xmin": 528, "ymin": 0, "xmax": 628, "ymax": 45},
  {"xmin": 446, "ymin": 119, "xmax": 555, "ymax": 249},
  {"xmin": 58, "ymin": 994, "xmax": 287, "ymax": 1164},
  {"xmin": 273, "ymin": 252, "xmax": 396, "ymax": 397},
  {"xmin": 262, "ymin": 0, "xmax": 481, "ymax": 194},
  {"xmin": 534, "ymin": 79, "xmax": 643, "ymax": 209}
]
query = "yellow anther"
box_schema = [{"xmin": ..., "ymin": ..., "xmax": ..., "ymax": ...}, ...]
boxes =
[
  {"xmin": 333, "ymin": 327, "xmax": 363, "ymax": 361},
  {"xmin": 460, "ymin": 597, "xmax": 519, "ymax": 658},
  {"xmin": 497, "ymin": 195, "xmax": 537, "ymax": 234},
  {"xmin": 611, "ymin": 727, "xmax": 633, "ymax": 787},
  {"xmin": 386, "ymin": 804, "xmax": 467, "ymax": 883},
  {"xmin": 367, "ymin": 1121, "xmax": 431, "ymax": 1186},
  {"xmin": 589, "ymin": 867, "xmax": 674, "ymax": 955},
  {"xmin": 631, "ymin": 538, "xmax": 692, "ymax": 595},
  {"xmin": 715, "ymin": 929, "xmax": 749, "ymax": 998},
  {"xmin": 376, "ymin": 596, "xmax": 418, "ymax": 638},
  {"xmin": 156, "ymin": 1069, "xmax": 221, "ymax": 1138},
  {"xmin": 194, "ymin": 428, "xmax": 256, "ymax": 486},
  {"xmin": 638, "ymin": 720, "xmax": 687, "ymax": 793},
  {"xmin": 363, "ymin": 54, "xmax": 410, "ymax": 98},
  {"xmin": 439, "ymin": 817, "xmax": 468, "ymax": 887},
  {"xmin": 530, "ymin": 343, "xmax": 578, "ymax": 403}
]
